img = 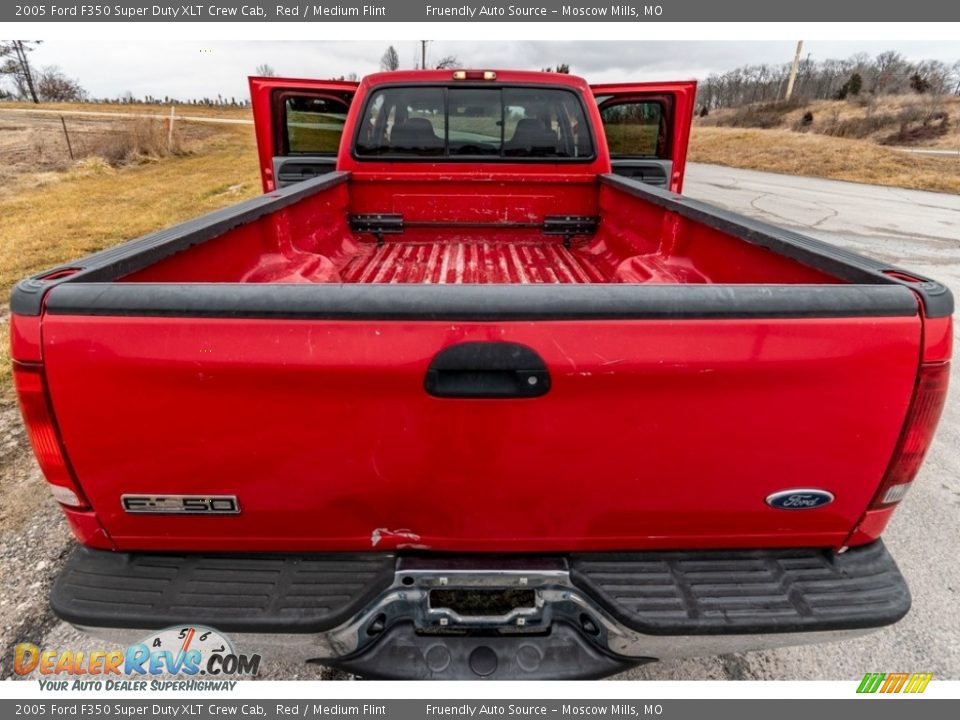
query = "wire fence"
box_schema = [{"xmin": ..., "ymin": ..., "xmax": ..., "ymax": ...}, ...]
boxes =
[{"xmin": 0, "ymin": 109, "xmax": 224, "ymax": 171}]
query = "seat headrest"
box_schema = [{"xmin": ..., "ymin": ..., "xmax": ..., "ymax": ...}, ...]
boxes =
[
  {"xmin": 506, "ymin": 118, "xmax": 558, "ymax": 156},
  {"xmin": 391, "ymin": 118, "xmax": 442, "ymax": 153}
]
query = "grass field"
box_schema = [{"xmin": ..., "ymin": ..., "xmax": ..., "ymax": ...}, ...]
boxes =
[
  {"xmin": 0, "ymin": 100, "xmax": 253, "ymax": 120},
  {"xmin": 689, "ymin": 126, "xmax": 960, "ymax": 194}
]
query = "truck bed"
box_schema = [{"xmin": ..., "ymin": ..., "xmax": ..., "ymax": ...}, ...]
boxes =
[
  {"xmin": 339, "ymin": 240, "xmax": 610, "ymax": 284},
  {"xmin": 98, "ymin": 172, "xmax": 855, "ymax": 288}
]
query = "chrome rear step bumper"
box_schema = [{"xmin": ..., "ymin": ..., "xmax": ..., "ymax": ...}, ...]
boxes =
[{"xmin": 56, "ymin": 542, "xmax": 908, "ymax": 679}]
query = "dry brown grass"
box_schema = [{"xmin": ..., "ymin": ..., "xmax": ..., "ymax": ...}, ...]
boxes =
[
  {"xmin": 0, "ymin": 100, "xmax": 253, "ymax": 120},
  {"xmin": 0, "ymin": 124, "xmax": 261, "ymax": 394},
  {"xmin": 689, "ymin": 126, "xmax": 960, "ymax": 194},
  {"xmin": 0, "ymin": 111, "xmax": 225, "ymax": 195},
  {"xmin": 701, "ymin": 95, "xmax": 960, "ymax": 150},
  {"xmin": 90, "ymin": 117, "xmax": 186, "ymax": 165}
]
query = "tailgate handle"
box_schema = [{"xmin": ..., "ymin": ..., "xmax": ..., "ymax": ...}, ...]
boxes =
[{"xmin": 425, "ymin": 342, "xmax": 550, "ymax": 399}]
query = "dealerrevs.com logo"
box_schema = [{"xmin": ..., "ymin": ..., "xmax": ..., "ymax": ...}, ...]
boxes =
[{"xmin": 14, "ymin": 626, "xmax": 260, "ymax": 691}]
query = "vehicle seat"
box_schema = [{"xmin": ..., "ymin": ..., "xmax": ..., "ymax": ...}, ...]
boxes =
[
  {"xmin": 505, "ymin": 118, "xmax": 559, "ymax": 157},
  {"xmin": 390, "ymin": 118, "xmax": 443, "ymax": 154}
]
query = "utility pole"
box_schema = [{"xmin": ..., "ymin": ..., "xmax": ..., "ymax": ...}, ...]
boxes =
[
  {"xmin": 420, "ymin": 40, "xmax": 430, "ymax": 70},
  {"xmin": 784, "ymin": 40, "xmax": 803, "ymax": 102},
  {"xmin": 13, "ymin": 40, "xmax": 40, "ymax": 104}
]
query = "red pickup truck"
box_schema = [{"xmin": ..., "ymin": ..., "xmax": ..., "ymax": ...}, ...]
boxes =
[{"xmin": 11, "ymin": 70, "xmax": 952, "ymax": 680}]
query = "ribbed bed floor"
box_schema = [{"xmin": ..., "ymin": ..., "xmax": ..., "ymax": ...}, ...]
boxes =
[{"xmin": 339, "ymin": 240, "xmax": 611, "ymax": 284}]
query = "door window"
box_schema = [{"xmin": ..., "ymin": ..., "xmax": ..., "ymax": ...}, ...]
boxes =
[
  {"xmin": 598, "ymin": 100, "xmax": 665, "ymax": 158},
  {"xmin": 284, "ymin": 95, "xmax": 350, "ymax": 155}
]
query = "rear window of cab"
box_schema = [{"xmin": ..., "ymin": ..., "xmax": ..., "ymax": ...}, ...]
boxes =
[{"xmin": 354, "ymin": 85, "xmax": 595, "ymax": 160}]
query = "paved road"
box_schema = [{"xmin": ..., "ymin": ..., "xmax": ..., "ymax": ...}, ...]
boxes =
[
  {"xmin": 891, "ymin": 147, "xmax": 960, "ymax": 158},
  {"xmin": 621, "ymin": 164, "xmax": 960, "ymax": 680}
]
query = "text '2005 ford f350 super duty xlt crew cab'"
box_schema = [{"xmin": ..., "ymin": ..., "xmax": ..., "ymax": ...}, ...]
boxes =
[{"xmin": 10, "ymin": 70, "xmax": 953, "ymax": 680}]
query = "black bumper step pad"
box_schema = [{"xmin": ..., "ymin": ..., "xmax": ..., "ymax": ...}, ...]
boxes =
[
  {"xmin": 569, "ymin": 540, "xmax": 910, "ymax": 635},
  {"xmin": 51, "ymin": 547, "xmax": 396, "ymax": 633},
  {"xmin": 53, "ymin": 541, "xmax": 908, "ymax": 638}
]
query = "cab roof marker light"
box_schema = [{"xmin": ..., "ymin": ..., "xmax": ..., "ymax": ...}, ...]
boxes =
[{"xmin": 452, "ymin": 71, "xmax": 497, "ymax": 81}]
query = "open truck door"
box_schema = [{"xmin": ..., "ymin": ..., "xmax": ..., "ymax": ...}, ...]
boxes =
[
  {"xmin": 249, "ymin": 76, "xmax": 358, "ymax": 191},
  {"xmin": 591, "ymin": 81, "xmax": 696, "ymax": 193}
]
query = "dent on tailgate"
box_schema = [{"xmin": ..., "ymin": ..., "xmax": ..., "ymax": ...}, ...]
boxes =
[{"xmin": 40, "ymin": 313, "xmax": 920, "ymax": 553}]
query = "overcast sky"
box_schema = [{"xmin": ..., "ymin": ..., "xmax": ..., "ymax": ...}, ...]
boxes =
[{"xmin": 24, "ymin": 41, "xmax": 960, "ymax": 101}]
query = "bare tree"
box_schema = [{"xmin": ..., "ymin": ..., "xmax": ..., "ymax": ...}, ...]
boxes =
[
  {"xmin": 873, "ymin": 51, "xmax": 910, "ymax": 94},
  {"xmin": 380, "ymin": 46, "xmax": 400, "ymax": 72},
  {"xmin": 434, "ymin": 55, "xmax": 461, "ymax": 70},
  {"xmin": 35, "ymin": 65, "xmax": 86, "ymax": 102},
  {"xmin": 697, "ymin": 50, "xmax": 960, "ymax": 111},
  {"xmin": 0, "ymin": 40, "xmax": 41, "ymax": 103},
  {"xmin": 255, "ymin": 63, "xmax": 277, "ymax": 77},
  {"xmin": 915, "ymin": 60, "xmax": 952, "ymax": 96}
]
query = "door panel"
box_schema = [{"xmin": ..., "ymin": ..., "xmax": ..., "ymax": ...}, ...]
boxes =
[
  {"xmin": 601, "ymin": 159, "xmax": 673, "ymax": 188},
  {"xmin": 271, "ymin": 157, "xmax": 338, "ymax": 187},
  {"xmin": 591, "ymin": 81, "xmax": 696, "ymax": 193},
  {"xmin": 249, "ymin": 77, "xmax": 358, "ymax": 191}
]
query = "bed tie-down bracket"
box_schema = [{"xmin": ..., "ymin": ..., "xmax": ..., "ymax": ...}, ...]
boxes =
[
  {"xmin": 542, "ymin": 216, "xmax": 599, "ymax": 248},
  {"xmin": 349, "ymin": 214, "xmax": 598, "ymax": 248},
  {"xmin": 349, "ymin": 214, "xmax": 404, "ymax": 245}
]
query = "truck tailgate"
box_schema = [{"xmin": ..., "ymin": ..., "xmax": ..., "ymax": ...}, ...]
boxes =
[{"xmin": 41, "ymin": 313, "xmax": 920, "ymax": 552}]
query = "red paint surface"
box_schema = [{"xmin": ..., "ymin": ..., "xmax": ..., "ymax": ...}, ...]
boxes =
[
  {"xmin": 39, "ymin": 314, "xmax": 921, "ymax": 553},
  {"xmin": 60, "ymin": 507, "xmax": 115, "ymax": 550},
  {"xmin": 122, "ymin": 175, "xmax": 839, "ymax": 286},
  {"xmin": 10, "ymin": 313, "xmax": 42, "ymax": 362},
  {"xmin": 845, "ymin": 508, "xmax": 897, "ymax": 546},
  {"xmin": 922, "ymin": 315, "xmax": 953, "ymax": 362}
]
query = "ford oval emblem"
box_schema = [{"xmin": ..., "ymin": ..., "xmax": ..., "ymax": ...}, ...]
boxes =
[{"xmin": 766, "ymin": 489, "xmax": 835, "ymax": 510}]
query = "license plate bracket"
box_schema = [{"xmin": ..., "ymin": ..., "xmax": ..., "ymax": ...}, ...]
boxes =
[{"xmin": 429, "ymin": 588, "xmax": 536, "ymax": 617}]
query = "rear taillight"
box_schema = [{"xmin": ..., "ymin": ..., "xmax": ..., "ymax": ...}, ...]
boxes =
[
  {"xmin": 12, "ymin": 362, "xmax": 88, "ymax": 509},
  {"xmin": 869, "ymin": 362, "xmax": 950, "ymax": 509}
]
